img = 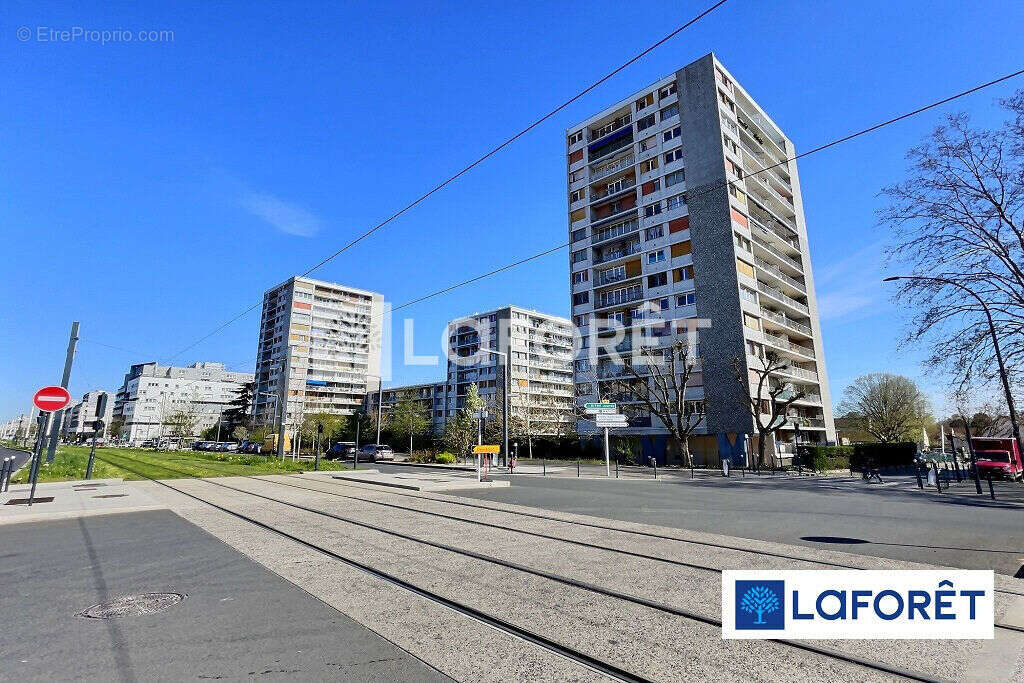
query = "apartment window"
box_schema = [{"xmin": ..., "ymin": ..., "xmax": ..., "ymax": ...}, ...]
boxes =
[
  {"xmin": 572, "ymin": 270, "xmax": 589, "ymax": 284},
  {"xmin": 573, "ymin": 292, "xmax": 590, "ymax": 306},
  {"xmin": 670, "ymin": 240, "xmax": 692, "ymax": 258},
  {"xmin": 568, "ymin": 130, "xmax": 584, "ymax": 146},
  {"xmin": 645, "ymin": 224, "xmax": 664, "ymax": 240},
  {"xmin": 570, "ymin": 188, "xmax": 585, "ymax": 203},
  {"xmin": 571, "ymin": 227, "xmax": 587, "ymax": 243},
  {"xmin": 639, "ymin": 136, "xmax": 657, "ymax": 152},
  {"xmin": 569, "ymin": 149, "xmax": 584, "ymax": 164},
  {"xmin": 660, "ymin": 103, "xmax": 679, "ymax": 121},
  {"xmin": 716, "ymin": 67, "xmax": 733, "ymax": 90},
  {"xmin": 641, "ymin": 178, "xmax": 660, "ymax": 196},
  {"xmin": 723, "ymin": 135, "xmax": 739, "ymax": 156},
  {"xmin": 729, "ymin": 184, "xmax": 746, "ymax": 204},
  {"xmin": 737, "ymin": 258, "xmax": 755, "ymax": 279},
  {"xmin": 658, "ymin": 82, "xmax": 677, "ymax": 99},
  {"xmin": 640, "ymin": 157, "xmax": 659, "ymax": 174},
  {"xmin": 572, "ymin": 249, "xmax": 587, "ymax": 264},
  {"xmin": 746, "ymin": 340, "xmax": 764, "ymax": 358},
  {"xmin": 734, "ymin": 232, "xmax": 752, "ymax": 252},
  {"xmin": 659, "ymin": 297, "xmax": 670, "ymax": 311},
  {"xmin": 675, "ymin": 265, "xmax": 694, "ymax": 282},
  {"xmin": 676, "ymin": 292, "xmax": 696, "ymax": 307},
  {"xmin": 728, "ymin": 160, "xmax": 744, "ymax": 178},
  {"xmin": 664, "ymin": 169, "xmax": 685, "ymax": 187},
  {"xmin": 570, "ymin": 208, "xmax": 586, "ymax": 223},
  {"xmin": 573, "ymin": 313, "xmax": 589, "ymax": 327},
  {"xmin": 635, "ymin": 93, "xmax": 654, "ymax": 111},
  {"xmin": 663, "ymin": 126, "xmax": 681, "ymax": 142},
  {"xmin": 664, "ymin": 148, "xmax": 683, "ymax": 165},
  {"xmin": 644, "ymin": 203, "xmax": 662, "ymax": 217},
  {"xmin": 636, "ymin": 113, "xmax": 656, "ymax": 131},
  {"xmin": 719, "ymin": 89, "xmax": 735, "ymax": 113},
  {"xmin": 743, "ymin": 312, "xmax": 761, "ymax": 331},
  {"xmin": 575, "ymin": 359, "xmax": 591, "ymax": 372},
  {"xmin": 647, "ymin": 249, "xmax": 666, "ymax": 264},
  {"xmin": 648, "ymin": 272, "xmax": 668, "ymax": 288},
  {"xmin": 569, "ymin": 169, "xmax": 584, "ymax": 183},
  {"xmin": 666, "ymin": 193, "xmax": 686, "ymax": 211}
]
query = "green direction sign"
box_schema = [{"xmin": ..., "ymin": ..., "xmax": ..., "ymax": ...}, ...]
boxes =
[{"xmin": 585, "ymin": 403, "xmax": 616, "ymax": 411}]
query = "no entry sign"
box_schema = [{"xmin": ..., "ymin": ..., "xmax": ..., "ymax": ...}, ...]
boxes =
[{"xmin": 33, "ymin": 385, "xmax": 72, "ymax": 412}]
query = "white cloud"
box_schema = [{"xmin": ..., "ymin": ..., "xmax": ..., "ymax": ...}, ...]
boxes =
[
  {"xmin": 813, "ymin": 240, "xmax": 888, "ymax": 321},
  {"xmin": 240, "ymin": 191, "xmax": 323, "ymax": 237}
]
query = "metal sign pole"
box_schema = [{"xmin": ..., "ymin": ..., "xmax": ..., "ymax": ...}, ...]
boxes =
[
  {"xmin": 604, "ymin": 426, "xmax": 610, "ymax": 477},
  {"xmin": 46, "ymin": 321, "xmax": 79, "ymax": 464},
  {"xmin": 28, "ymin": 412, "xmax": 52, "ymax": 506}
]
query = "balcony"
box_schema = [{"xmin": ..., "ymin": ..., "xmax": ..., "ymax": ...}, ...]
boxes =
[
  {"xmin": 762, "ymin": 331, "xmax": 815, "ymax": 359},
  {"xmin": 760, "ymin": 306, "xmax": 812, "ymax": 336},
  {"xmin": 752, "ymin": 232, "xmax": 803, "ymax": 272},
  {"xmin": 590, "ymin": 177, "xmax": 636, "ymax": 204},
  {"xmin": 596, "ymin": 268, "xmax": 629, "ymax": 287},
  {"xmin": 596, "ymin": 286, "xmax": 644, "ymax": 309},
  {"xmin": 758, "ymin": 282, "xmax": 809, "ymax": 315},
  {"xmin": 776, "ymin": 365, "xmax": 819, "ymax": 382},
  {"xmin": 589, "ymin": 113, "xmax": 631, "ymax": 143},
  {"xmin": 754, "ymin": 256, "xmax": 806, "ymax": 293},
  {"xmin": 594, "ymin": 241, "xmax": 641, "ymax": 265},
  {"xmin": 749, "ymin": 198, "xmax": 799, "ymax": 240},
  {"xmin": 590, "ymin": 154, "xmax": 635, "ymax": 182},
  {"xmin": 592, "ymin": 218, "xmax": 639, "ymax": 245}
]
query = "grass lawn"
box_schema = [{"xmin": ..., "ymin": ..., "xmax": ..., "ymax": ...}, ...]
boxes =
[{"xmin": 11, "ymin": 445, "xmax": 349, "ymax": 484}]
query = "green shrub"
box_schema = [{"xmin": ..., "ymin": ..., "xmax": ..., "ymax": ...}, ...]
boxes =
[
  {"xmin": 796, "ymin": 445, "xmax": 853, "ymax": 471},
  {"xmin": 435, "ymin": 452, "xmax": 456, "ymax": 464}
]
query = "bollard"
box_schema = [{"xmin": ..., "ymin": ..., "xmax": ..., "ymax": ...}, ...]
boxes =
[
  {"xmin": 953, "ymin": 459, "xmax": 962, "ymax": 483},
  {"xmin": 691, "ymin": 464, "xmax": 694, "ymax": 479},
  {"xmin": 653, "ymin": 457, "xmax": 658, "ymax": 479},
  {"xmin": 0, "ymin": 458, "xmax": 7, "ymax": 491},
  {"xmin": 577, "ymin": 458, "xmax": 580, "ymax": 478},
  {"xmin": 915, "ymin": 465, "xmax": 924, "ymax": 490},
  {"xmin": 615, "ymin": 456, "xmax": 619, "ymax": 478},
  {"xmin": 932, "ymin": 462, "xmax": 942, "ymax": 493},
  {"xmin": 543, "ymin": 457, "xmax": 546, "ymax": 476},
  {"xmin": 987, "ymin": 472, "xmax": 996, "ymax": 501}
]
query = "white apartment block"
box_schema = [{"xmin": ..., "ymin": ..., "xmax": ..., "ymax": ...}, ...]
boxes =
[
  {"xmin": 253, "ymin": 276, "xmax": 384, "ymax": 436},
  {"xmin": 568, "ymin": 53, "xmax": 836, "ymax": 465},
  {"xmin": 113, "ymin": 362, "xmax": 253, "ymax": 444},
  {"xmin": 62, "ymin": 390, "xmax": 115, "ymax": 440}
]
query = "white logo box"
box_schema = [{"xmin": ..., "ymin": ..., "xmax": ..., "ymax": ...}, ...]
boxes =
[{"xmin": 722, "ymin": 570, "xmax": 994, "ymax": 639}]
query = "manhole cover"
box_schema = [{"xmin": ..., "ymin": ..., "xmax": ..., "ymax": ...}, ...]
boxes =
[{"xmin": 77, "ymin": 593, "xmax": 186, "ymax": 619}]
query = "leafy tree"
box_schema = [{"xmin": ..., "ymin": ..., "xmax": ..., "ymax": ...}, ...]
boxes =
[
  {"xmin": 299, "ymin": 412, "xmax": 347, "ymax": 450},
  {"xmin": 390, "ymin": 390, "xmax": 431, "ymax": 454},
  {"xmin": 231, "ymin": 425, "xmax": 249, "ymax": 442},
  {"xmin": 441, "ymin": 383, "xmax": 484, "ymax": 457},
  {"xmin": 838, "ymin": 373, "xmax": 931, "ymax": 443},
  {"xmin": 108, "ymin": 417, "xmax": 125, "ymax": 441},
  {"xmin": 164, "ymin": 409, "xmax": 197, "ymax": 439},
  {"xmin": 733, "ymin": 350, "xmax": 806, "ymax": 469}
]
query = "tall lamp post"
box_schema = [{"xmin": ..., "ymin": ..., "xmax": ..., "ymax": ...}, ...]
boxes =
[
  {"xmin": 883, "ymin": 276, "xmax": 1022, "ymax": 453},
  {"xmin": 480, "ymin": 347, "xmax": 510, "ymax": 468}
]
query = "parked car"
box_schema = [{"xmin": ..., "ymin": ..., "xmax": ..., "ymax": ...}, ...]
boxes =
[
  {"xmin": 359, "ymin": 444, "xmax": 394, "ymax": 462},
  {"xmin": 326, "ymin": 442, "xmax": 357, "ymax": 460},
  {"xmin": 140, "ymin": 439, "xmax": 156, "ymax": 448},
  {"xmin": 972, "ymin": 436, "xmax": 1023, "ymax": 481}
]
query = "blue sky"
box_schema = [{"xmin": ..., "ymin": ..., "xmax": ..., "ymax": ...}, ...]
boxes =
[{"xmin": 2, "ymin": 0, "xmax": 1022, "ymax": 420}]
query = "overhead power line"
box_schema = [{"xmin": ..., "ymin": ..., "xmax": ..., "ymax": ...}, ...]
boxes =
[{"xmin": 164, "ymin": 0, "xmax": 730, "ymax": 361}]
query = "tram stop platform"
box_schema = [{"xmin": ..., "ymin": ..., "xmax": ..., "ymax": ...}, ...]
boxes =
[
  {"xmin": 328, "ymin": 468, "xmax": 510, "ymax": 492},
  {"xmin": 0, "ymin": 478, "xmax": 165, "ymax": 525}
]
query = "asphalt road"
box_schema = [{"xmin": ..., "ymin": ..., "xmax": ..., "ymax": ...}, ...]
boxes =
[
  {"xmin": 371, "ymin": 463, "xmax": 1024, "ymax": 576},
  {"xmin": 1, "ymin": 444, "xmax": 33, "ymax": 477},
  {"xmin": 0, "ymin": 509, "xmax": 451, "ymax": 682}
]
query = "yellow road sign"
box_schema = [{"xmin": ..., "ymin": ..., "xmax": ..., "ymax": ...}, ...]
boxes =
[{"xmin": 473, "ymin": 445, "xmax": 500, "ymax": 454}]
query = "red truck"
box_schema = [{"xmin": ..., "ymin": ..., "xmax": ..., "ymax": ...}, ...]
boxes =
[{"xmin": 971, "ymin": 437, "xmax": 1023, "ymax": 481}]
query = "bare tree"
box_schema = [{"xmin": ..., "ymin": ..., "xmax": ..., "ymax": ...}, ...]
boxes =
[
  {"xmin": 881, "ymin": 95, "xmax": 1024, "ymax": 390},
  {"xmin": 606, "ymin": 339, "xmax": 704, "ymax": 467},
  {"xmin": 733, "ymin": 351, "xmax": 805, "ymax": 469},
  {"xmin": 838, "ymin": 373, "xmax": 930, "ymax": 443}
]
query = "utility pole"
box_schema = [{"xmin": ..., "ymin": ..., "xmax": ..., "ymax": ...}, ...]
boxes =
[
  {"xmin": 276, "ymin": 350, "xmax": 291, "ymax": 460},
  {"xmin": 376, "ymin": 378, "xmax": 383, "ymax": 445},
  {"xmin": 46, "ymin": 321, "xmax": 79, "ymax": 463}
]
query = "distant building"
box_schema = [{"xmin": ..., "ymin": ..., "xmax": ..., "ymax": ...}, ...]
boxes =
[
  {"xmin": 367, "ymin": 305, "xmax": 575, "ymax": 438},
  {"xmin": 62, "ymin": 390, "xmax": 115, "ymax": 440},
  {"xmin": 252, "ymin": 276, "xmax": 385, "ymax": 444},
  {"xmin": 114, "ymin": 362, "xmax": 253, "ymax": 444}
]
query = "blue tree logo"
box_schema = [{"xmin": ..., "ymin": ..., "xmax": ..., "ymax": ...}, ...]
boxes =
[{"xmin": 734, "ymin": 580, "xmax": 784, "ymax": 629}]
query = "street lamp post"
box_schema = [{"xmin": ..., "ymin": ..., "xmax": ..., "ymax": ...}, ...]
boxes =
[
  {"xmin": 883, "ymin": 276, "xmax": 1022, "ymax": 454},
  {"xmin": 480, "ymin": 347, "xmax": 510, "ymax": 468}
]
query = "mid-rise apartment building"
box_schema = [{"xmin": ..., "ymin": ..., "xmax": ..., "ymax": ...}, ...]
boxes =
[
  {"xmin": 368, "ymin": 306, "xmax": 575, "ymax": 439},
  {"xmin": 568, "ymin": 53, "xmax": 836, "ymax": 465},
  {"xmin": 62, "ymin": 390, "xmax": 114, "ymax": 440},
  {"xmin": 253, "ymin": 276, "xmax": 384, "ymax": 439},
  {"xmin": 113, "ymin": 362, "xmax": 253, "ymax": 444},
  {"xmin": 370, "ymin": 381, "xmax": 448, "ymax": 436}
]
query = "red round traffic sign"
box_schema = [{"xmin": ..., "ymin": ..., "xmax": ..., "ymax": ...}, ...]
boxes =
[{"xmin": 33, "ymin": 385, "xmax": 72, "ymax": 412}]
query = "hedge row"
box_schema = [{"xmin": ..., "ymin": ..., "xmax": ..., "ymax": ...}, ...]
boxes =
[
  {"xmin": 796, "ymin": 445, "xmax": 853, "ymax": 471},
  {"xmin": 850, "ymin": 442, "xmax": 918, "ymax": 471}
]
